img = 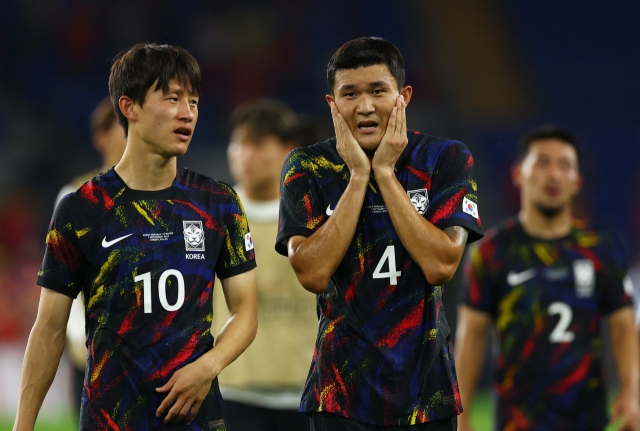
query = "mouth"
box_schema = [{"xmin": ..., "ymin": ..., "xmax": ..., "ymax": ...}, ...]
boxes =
[
  {"xmin": 357, "ymin": 121, "xmax": 379, "ymax": 134},
  {"xmin": 174, "ymin": 127, "xmax": 192, "ymax": 141}
]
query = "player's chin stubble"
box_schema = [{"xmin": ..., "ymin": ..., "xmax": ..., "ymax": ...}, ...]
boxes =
[{"xmin": 535, "ymin": 203, "xmax": 564, "ymax": 219}]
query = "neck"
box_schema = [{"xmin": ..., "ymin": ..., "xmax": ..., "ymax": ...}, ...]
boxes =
[
  {"xmin": 243, "ymin": 181, "xmax": 280, "ymax": 202},
  {"xmin": 114, "ymin": 145, "xmax": 177, "ymax": 191},
  {"xmin": 518, "ymin": 205, "xmax": 573, "ymax": 239}
]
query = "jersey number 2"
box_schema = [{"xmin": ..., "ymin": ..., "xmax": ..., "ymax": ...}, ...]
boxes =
[
  {"xmin": 373, "ymin": 245, "xmax": 401, "ymax": 285},
  {"xmin": 134, "ymin": 270, "xmax": 185, "ymax": 313},
  {"xmin": 547, "ymin": 302, "xmax": 575, "ymax": 343}
]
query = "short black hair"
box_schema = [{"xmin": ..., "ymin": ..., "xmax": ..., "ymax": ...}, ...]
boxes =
[
  {"xmin": 327, "ymin": 37, "xmax": 405, "ymax": 94},
  {"xmin": 108, "ymin": 43, "xmax": 201, "ymax": 136},
  {"xmin": 230, "ymin": 99, "xmax": 298, "ymax": 144},
  {"xmin": 517, "ymin": 124, "xmax": 580, "ymax": 164}
]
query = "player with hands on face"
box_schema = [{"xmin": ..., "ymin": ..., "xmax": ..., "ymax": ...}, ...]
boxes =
[{"xmin": 277, "ymin": 37, "xmax": 483, "ymax": 431}]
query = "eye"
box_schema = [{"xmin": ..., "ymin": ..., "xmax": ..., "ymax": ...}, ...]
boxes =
[
  {"xmin": 344, "ymin": 92, "xmax": 356, "ymax": 98},
  {"xmin": 190, "ymin": 99, "xmax": 199, "ymax": 106},
  {"xmin": 372, "ymin": 89, "xmax": 384, "ymax": 95}
]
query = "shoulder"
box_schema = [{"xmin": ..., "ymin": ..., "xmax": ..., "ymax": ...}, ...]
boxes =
[
  {"xmin": 282, "ymin": 138, "xmax": 344, "ymax": 184},
  {"xmin": 573, "ymin": 222, "xmax": 627, "ymax": 259},
  {"xmin": 405, "ymin": 131, "xmax": 474, "ymax": 169},
  {"xmin": 175, "ymin": 167, "xmax": 239, "ymax": 201}
]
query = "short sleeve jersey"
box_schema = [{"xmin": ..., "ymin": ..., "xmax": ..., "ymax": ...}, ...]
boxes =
[
  {"xmin": 38, "ymin": 167, "xmax": 256, "ymax": 431},
  {"xmin": 462, "ymin": 217, "xmax": 632, "ymax": 431},
  {"xmin": 276, "ymin": 131, "xmax": 483, "ymax": 426}
]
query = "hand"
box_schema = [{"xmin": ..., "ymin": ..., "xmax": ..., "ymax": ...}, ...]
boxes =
[
  {"xmin": 610, "ymin": 392, "xmax": 640, "ymax": 431},
  {"xmin": 331, "ymin": 103, "xmax": 371, "ymax": 177},
  {"xmin": 372, "ymin": 95, "xmax": 407, "ymax": 175},
  {"xmin": 156, "ymin": 360, "xmax": 215, "ymax": 425}
]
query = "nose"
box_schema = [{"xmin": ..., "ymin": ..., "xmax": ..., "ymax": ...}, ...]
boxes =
[
  {"xmin": 178, "ymin": 98, "xmax": 195, "ymax": 122},
  {"xmin": 356, "ymin": 94, "xmax": 375, "ymax": 115}
]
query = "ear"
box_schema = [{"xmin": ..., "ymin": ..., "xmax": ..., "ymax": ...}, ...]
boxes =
[
  {"xmin": 573, "ymin": 173, "xmax": 584, "ymax": 196},
  {"xmin": 400, "ymin": 85, "xmax": 413, "ymax": 106},
  {"xmin": 325, "ymin": 94, "xmax": 335, "ymax": 109},
  {"xmin": 118, "ymin": 96, "xmax": 137, "ymax": 124},
  {"xmin": 511, "ymin": 164, "xmax": 522, "ymax": 188}
]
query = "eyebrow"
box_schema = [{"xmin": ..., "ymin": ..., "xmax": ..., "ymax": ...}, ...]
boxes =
[{"xmin": 338, "ymin": 81, "xmax": 391, "ymax": 92}]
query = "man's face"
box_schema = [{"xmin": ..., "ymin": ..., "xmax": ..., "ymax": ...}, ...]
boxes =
[
  {"xmin": 128, "ymin": 79, "xmax": 199, "ymax": 158},
  {"xmin": 326, "ymin": 64, "xmax": 411, "ymax": 151},
  {"xmin": 227, "ymin": 125, "xmax": 292, "ymax": 194},
  {"xmin": 514, "ymin": 138, "xmax": 581, "ymax": 216}
]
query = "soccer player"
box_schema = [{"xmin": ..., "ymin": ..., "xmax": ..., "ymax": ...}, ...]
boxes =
[
  {"xmin": 456, "ymin": 125, "xmax": 640, "ymax": 431},
  {"xmin": 13, "ymin": 43, "xmax": 258, "ymax": 431},
  {"xmin": 212, "ymin": 99, "xmax": 317, "ymax": 431},
  {"xmin": 54, "ymin": 96, "xmax": 127, "ymax": 417},
  {"xmin": 276, "ymin": 37, "xmax": 484, "ymax": 430}
]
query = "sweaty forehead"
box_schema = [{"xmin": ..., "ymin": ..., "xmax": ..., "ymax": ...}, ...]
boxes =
[{"xmin": 334, "ymin": 64, "xmax": 397, "ymax": 91}]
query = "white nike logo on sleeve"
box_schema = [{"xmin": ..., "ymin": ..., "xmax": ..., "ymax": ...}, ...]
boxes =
[
  {"xmin": 507, "ymin": 268, "xmax": 537, "ymax": 286},
  {"xmin": 102, "ymin": 234, "xmax": 133, "ymax": 248},
  {"xmin": 326, "ymin": 205, "xmax": 335, "ymax": 216}
]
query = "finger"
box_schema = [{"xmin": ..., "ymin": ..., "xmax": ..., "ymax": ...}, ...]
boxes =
[
  {"xmin": 156, "ymin": 389, "xmax": 178, "ymax": 417},
  {"xmin": 386, "ymin": 106, "xmax": 398, "ymax": 138},
  {"xmin": 400, "ymin": 97, "xmax": 407, "ymax": 137},
  {"xmin": 165, "ymin": 398, "xmax": 186, "ymax": 424},
  {"xmin": 186, "ymin": 401, "xmax": 202, "ymax": 424},
  {"xmin": 395, "ymin": 96, "xmax": 403, "ymax": 134}
]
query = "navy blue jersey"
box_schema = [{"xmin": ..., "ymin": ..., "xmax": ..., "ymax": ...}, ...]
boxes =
[
  {"xmin": 38, "ymin": 167, "xmax": 256, "ymax": 430},
  {"xmin": 462, "ymin": 217, "xmax": 632, "ymax": 430},
  {"xmin": 277, "ymin": 131, "xmax": 483, "ymax": 426}
]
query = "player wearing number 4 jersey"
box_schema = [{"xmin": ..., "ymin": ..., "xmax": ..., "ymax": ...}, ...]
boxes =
[
  {"xmin": 457, "ymin": 125, "xmax": 640, "ymax": 431},
  {"xmin": 276, "ymin": 37, "xmax": 483, "ymax": 430},
  {"xmin": 13, "ymin": 44, "xmax": 258, "ymax": 431}
]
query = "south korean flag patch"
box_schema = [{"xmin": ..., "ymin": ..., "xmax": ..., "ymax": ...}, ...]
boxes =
[
  {"xmin": 462, "ymin": 196, "xmax": 479, "ymax": 219},
  {"xmin": 244, "ymin": 232, "xmax": 254, "ymax": 251}
]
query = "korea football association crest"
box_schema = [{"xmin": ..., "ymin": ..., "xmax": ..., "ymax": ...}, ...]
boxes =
[
  {"xmin": 183, "ymin": 221, "xmax": 205, "ymax": 251},
  {"xmin": 407, "ymin": 189, "xmax": 429, "ymax": 215},
  {"xmin": 573, "ymin": 259, "xmax": 595, "ymax": 297}
]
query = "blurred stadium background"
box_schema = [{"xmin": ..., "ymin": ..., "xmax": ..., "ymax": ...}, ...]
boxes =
[{"xmin": 0, "ymin": 1, "xmax": 639, "ymax": 429}]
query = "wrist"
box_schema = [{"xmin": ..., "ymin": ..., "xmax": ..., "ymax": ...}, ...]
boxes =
[{"xmin": 373, "ymin": 166, "xmax": 395, "ymax": 181}]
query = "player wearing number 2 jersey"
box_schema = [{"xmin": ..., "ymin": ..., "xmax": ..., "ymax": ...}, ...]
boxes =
[
  {"xmin": 456, "ymin": 125, "xmax": 640, "ymax": 431},
  {"xmin": 277, "ymin": 37, "xmax": 483, "ymax": 430},
  {"xmin": 13, "ymin": 44, "xmax": 258, "ymax": 431}
]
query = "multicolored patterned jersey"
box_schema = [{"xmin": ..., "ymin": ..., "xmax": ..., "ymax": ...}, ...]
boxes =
[
  {"xmin": 462, "ymin": 217, "xmax": 633, "ymax": 431},
  {"xmin": 37, "ymin": 167, "xmax": 256, "ymax": 431},
  {"xmin": 276, "ymin": 131, "xmax": 483, "ymax": 426}
]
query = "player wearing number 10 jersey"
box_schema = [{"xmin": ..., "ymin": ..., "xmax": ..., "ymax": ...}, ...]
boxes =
[
  {"xmin": 277, "ymin": 37, "xmax": 483, "ymax": 430},
  {"xmin": 456, "ymin": 125, "xmax": 640, "ymax": 431},
  {"xmin": 13, "ymin": 44, "xmax": 258, "ymax": 431}
]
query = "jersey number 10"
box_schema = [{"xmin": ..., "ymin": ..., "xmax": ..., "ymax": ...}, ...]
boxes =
[{"xmin": 134, "ymin": 270, "xmax": 185, "ymax": 313}]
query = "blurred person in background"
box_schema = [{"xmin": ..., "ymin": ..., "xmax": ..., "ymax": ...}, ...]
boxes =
[
  {"xmin": 456, "ymin": 125, "xmax": 640, "ymax": 431},
  {"xmin": 213, "ymin": 99, "xmax": 318, "ymax": 431},
  {"xmin": 54, "ymin": 96, "xmax": 127, "ymax": 419},
  {"xmin": 13, "ymin": 43, "xmax": 258, "ymax": 430}
]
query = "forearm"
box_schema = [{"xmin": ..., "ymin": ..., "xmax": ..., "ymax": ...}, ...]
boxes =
[
  {"xmin": 289, "ymin": 173, "xmax": 369, "ymax": 293},
  {"xmin": 207, "ymin": 305, "xmax": 258, "ymax": 379},
  {"xmin": 374, "ymin": 169, "xmax": 465, "ymax": 285},
  {"xmin": 455, "ymin": 306, "xmax": 491, "ymax": 416},
  {"xmin": 14, "ymin": 322, "xmax": 67, "ymax": 430},
  {"xmin": 609, "ymin": 307, "xmax": 640, "ymax": 398}
]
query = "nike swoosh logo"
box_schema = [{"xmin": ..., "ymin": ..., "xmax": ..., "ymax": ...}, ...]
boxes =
[
  {"xmin": 102, "ymin": 234, "xmax": 133, "ymax": 248},
  {"xmin": 326, "ymin": 205, "xmax": 335, "ymax": 216},
  {"xmin": 507, "ymin": 268, "xmax": 537, "ymax": 286}
]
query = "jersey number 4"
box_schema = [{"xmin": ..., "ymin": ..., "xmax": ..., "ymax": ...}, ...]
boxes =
[
  {"xmin": 134, "ymin": 270, "xmax": 185, "ymax": 313},
  {"xmin": 373, "ymin": 245, "xmax": 401, "ymax": 285}
]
